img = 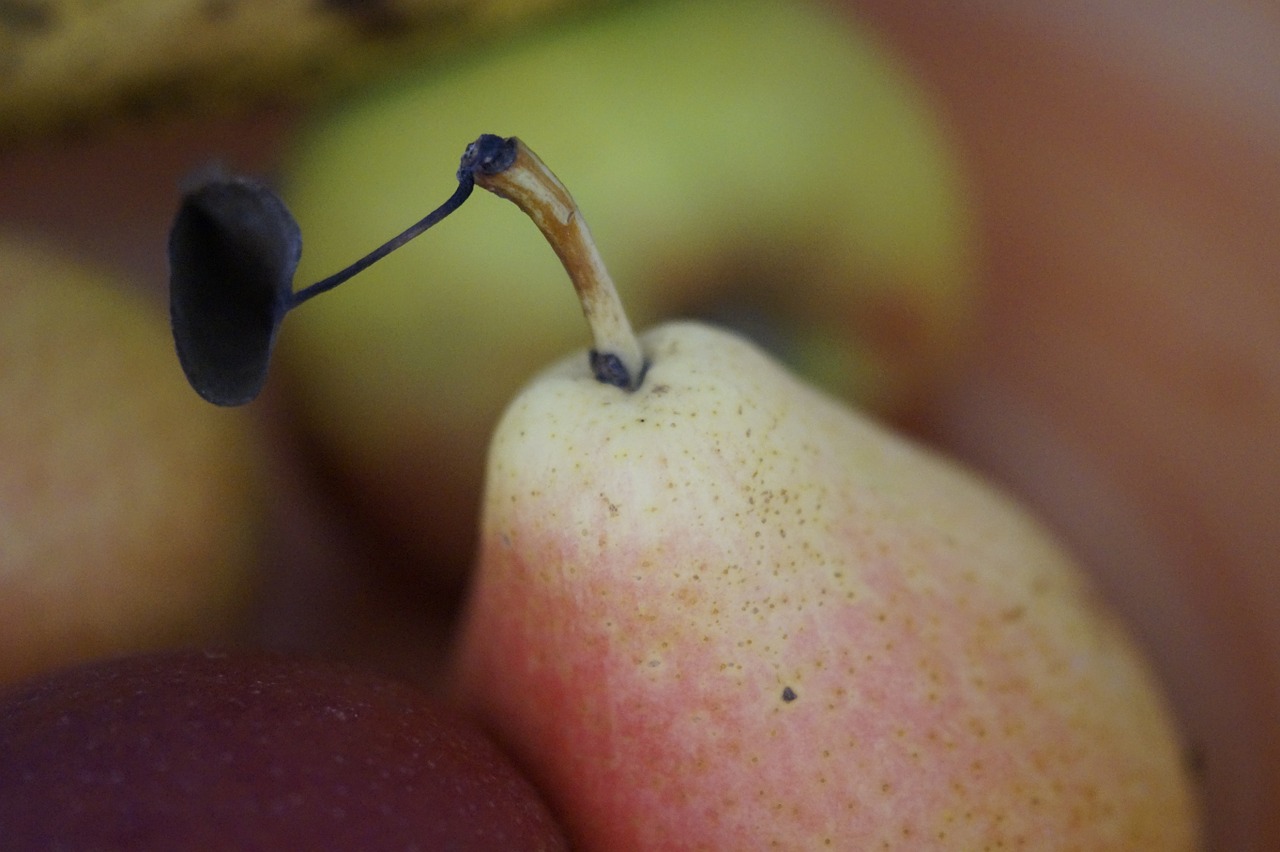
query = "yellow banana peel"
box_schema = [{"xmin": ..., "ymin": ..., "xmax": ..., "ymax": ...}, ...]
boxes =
[{"xmin": 0, "ymin": 0, "xmax": 602, "ymax": 145}]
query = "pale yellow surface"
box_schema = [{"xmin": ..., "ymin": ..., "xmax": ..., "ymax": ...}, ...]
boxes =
[{"xmin": 0, "ymin": 236, "xmax": 264, "ymax": 684}]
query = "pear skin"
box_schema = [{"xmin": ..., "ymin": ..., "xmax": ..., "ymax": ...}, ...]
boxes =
[
  {"xmin": 452, "ymin": 321, "xmax": 1198, "ymax": 849},
  {"xmin": 0, "ymin": 237, "xmax": 264, "ymax": 684}
]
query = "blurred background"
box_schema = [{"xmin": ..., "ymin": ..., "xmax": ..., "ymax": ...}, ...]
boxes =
[{"xmin": 1, "ymin": 1, "xmax": 1276, "ymax": 849}]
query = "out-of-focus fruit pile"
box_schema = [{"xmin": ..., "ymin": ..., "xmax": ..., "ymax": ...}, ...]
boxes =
[
  {"xmin": 0, "ymin": 2, "xmax": 980, "ymax": 844},
  {"xmin": 8, "ymin": 0, "xmax": 1274, "ymax": 847}
]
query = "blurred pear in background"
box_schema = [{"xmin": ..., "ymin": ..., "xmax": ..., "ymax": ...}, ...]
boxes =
[{"xmin": 0, "ymin": 236, "xmax": 265, "ymax": 685}]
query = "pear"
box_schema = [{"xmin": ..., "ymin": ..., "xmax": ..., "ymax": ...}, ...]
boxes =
[
  {"xmin": 0, "ymin": 235, "xmax": 264, "ymax": 685},
  {"xmin": 448, "ymin": 142, "xmax": 1200, "ymax": 847},
  {"xmin": 453, "ymin": 320, "xmax": 1198, "ymax": 848}
]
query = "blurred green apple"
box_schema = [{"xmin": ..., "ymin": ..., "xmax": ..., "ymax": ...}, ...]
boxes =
[
  {"xmin": 277, "ymin": 0, "xmax": 974, "ymax": 583},
  {"xmin": 0, "ymin": 236, "xmax": 264, "ymax": 685}
]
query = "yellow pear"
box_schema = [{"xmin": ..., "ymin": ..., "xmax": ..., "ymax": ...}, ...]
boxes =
[
  {"xmin": 455, "ymin": 319, "xmax": 1198, "ymax": 848},
  {"xmin": 448, "ymin": 138, "xmax": 1198, "ymax": 848},
  {"xmin": 0, "ymin": 236, "xmax": 264, "ymax": 684}
]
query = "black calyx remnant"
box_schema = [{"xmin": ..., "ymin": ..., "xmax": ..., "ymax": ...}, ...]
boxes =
[
  {"xmin": 782, "ymin": 686, "xmax": 798, "ymax": 703},
  {"xmin": 168, "ymin": 175, "xmax": 300, "ymax": 406}
]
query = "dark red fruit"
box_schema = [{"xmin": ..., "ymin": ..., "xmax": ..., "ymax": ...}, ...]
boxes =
[{"xmin": 0, "ymin": 650, "xmax": 566, "ymax": 851}]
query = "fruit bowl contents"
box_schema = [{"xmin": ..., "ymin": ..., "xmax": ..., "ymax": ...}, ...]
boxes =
[{"xmin": 11, "ymin": 0, "xmax": 1276, "ymax": 846}]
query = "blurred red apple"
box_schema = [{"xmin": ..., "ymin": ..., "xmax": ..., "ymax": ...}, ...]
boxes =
[{"xmin": 0, "ymin": 650, "xmax": 567, "ymax": 851}]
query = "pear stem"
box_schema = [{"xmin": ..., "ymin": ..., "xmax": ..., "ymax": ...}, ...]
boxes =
[{"xmin": 469, "ymin": 137, "xmax": 646, "ymax": 390}]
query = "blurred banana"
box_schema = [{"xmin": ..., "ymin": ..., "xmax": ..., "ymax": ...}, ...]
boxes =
[{"xmin": 0, "ymin": 0, "xmax": 602, "ymax": 144}]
